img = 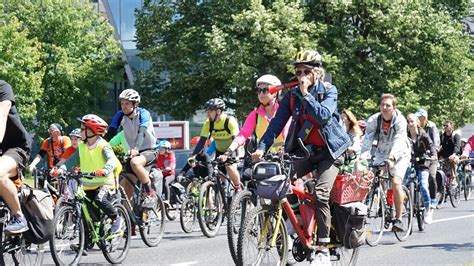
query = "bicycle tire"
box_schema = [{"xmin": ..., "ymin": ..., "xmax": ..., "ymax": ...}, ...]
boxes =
[
  {"xmin": 227, "ymin": 190, "xmax": 254, "ymax": 265},
  {"xmin": 180, "ymin": 196, "xmax": 197, "ymax": 233},
  {"xmin": 394, "ymin": 186, "xmax": 413, "ymax": 241},
  {"xmin": 436, "ymin": 171, "xmax": 446, "ymax": 209},
  {"xmin": 101, "ymin": 204, "xmax": 131, "ymax": 264},
  {"xmin": 238, "ymin": 205, "xmax": 288, "ymax": 266},
  {"xmin": 331, "ymin": 246, "xmax": 359, "ymax": 266},
  {"xmin": 450, "ymin": 175, "xmax": 461, "ymax": 208},
  {"xmin": 364, "ymin": 186, "xmax": 385, "ymax": 246},
  {"xmin": 164, "ymin": 201, "xmax": 178, "ymax": 221},
  {"xmin": 411, "ymin": 182, "xmax": 425, "ymax": 232},
  {"xmin": 50, "ymin": 205, "xmax": 85, "ymax": 266},
  {"xmin": 463, "ymin": 174, "xmax": 472, "ymax": 201},
  {"xmin": 139, "ymin": 195, "xmax": 166, "ymax": 247},
  {"xmin": 197, "ymin": 180, "xmax": 223, "ymax": 238}
]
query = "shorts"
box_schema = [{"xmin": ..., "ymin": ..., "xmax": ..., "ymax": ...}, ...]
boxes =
[
  {"xmin": 389, "ymin": 156, "xmax": 411, "ymax": 179},
  {"xmin": 124, "ymin": 149, "xmax": 158, "ymax": 174},
  {"xmin": 2, "ymin": 147, "xmax": 30, "ymax": 188}
]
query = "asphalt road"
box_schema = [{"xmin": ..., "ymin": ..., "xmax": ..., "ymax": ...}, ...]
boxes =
[{"xmin": 42, "ymin": 195, "xmax": 474, "ymax": 265}]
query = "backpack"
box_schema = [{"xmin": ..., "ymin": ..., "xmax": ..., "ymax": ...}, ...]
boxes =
[
  {"xmin": 332, "ymin": 202, "xmax": 367, "ymax": 249},
  {"xmin": 209, "ymin": 116, "xmax": 232, "ymax": 136},
  {"xmin": 20, "ymin": 188, "xmax": 54, "ymax": 244}
]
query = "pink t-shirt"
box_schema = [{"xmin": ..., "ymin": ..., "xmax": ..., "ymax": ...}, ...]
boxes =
[
  {"xmin": 462, "ymin": 135, "xmax": 474, "ymax": 157},
  {"xmin": 234, "ymin": 102, "xmax": 290, "ymax": 147}
]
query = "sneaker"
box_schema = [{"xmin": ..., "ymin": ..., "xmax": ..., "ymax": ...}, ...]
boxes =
[
  {"xmin": 110, "ymin": 216, "xmax": 123, "ymax": 235},
  {"xmin": 424, "ymin": 208, "xmax": 434, "ymax": 224},
  {"xmin": 311, "ymin": 249, "xmax": 331, "ymax": 266},
  {"xmin": 392, "ymin": 219, "xmax": 406, "ymax": 232},
  {"xmin": 5, "ymin": 214, "xmax": 29, "ymax": 234},
  {"xmin": 70, "ymin": 244, "xmax": 88, "ymax": 256},
  {"xmin": 142, "ymin": 193, "xmax": 158, "ymax": 208}
]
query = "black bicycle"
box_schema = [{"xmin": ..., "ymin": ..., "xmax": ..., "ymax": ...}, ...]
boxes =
[{"xmin": 458, "ymin": 158, "xmax": 473, "ymax": 201}]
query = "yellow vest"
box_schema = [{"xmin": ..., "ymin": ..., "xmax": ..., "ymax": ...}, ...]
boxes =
[
  {"xmin": 255, "ymin": 114, "xmax": 285, "ymax": 152},
  {"xmin": 78, "ymin": 139, "xmax": 122, "ymax": 191}
]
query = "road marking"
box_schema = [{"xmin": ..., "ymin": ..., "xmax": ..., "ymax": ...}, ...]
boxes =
[
  {"xmin": 432, "ymin": 214, "xmax": 474, "ymax": 223},
  {"xmin": 170, "ymin": 262, "xmax": 199, "ymax": 266}
]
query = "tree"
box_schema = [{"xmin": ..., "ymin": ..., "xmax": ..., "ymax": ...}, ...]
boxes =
[
  {"xmin": 2, "ymin": 1, "xmax": 122, "ymax": 132},
  {"xmin": 135, "ymin": 0, "xmax": 322, "ymax": 119},
  {"xmin": 306, "ymin": 2, "xmax": 472, "ymax": 126},
  {"xmin": 0, "ymin": 11, "xmax": 43, "ymax": 127},
  {"xmin": 136, "ymin": 1, "xmax": 472, "ymax": 126}
]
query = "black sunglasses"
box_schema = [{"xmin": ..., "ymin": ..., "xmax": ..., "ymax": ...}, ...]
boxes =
[
  {"xmin": 256, "ymin": 87, "xmax": 269, "ymax": 94},
  {"xmin": 295, "ymin": 69, "xmax": 313, "ymax": 77}
]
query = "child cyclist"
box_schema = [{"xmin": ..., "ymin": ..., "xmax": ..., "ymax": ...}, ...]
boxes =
[{"xmin": 51, "ymin": 114, "xmax": 123, "ymax": 234}]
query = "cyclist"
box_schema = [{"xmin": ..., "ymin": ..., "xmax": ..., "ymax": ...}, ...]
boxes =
[
  {"xmin": 28, "ymin": 123, "xmax": 71, "ymax": 172},
  {"xmin": 405, "ymin": 114, "xmax": 437, "ymax": 224},
  {"xmin": 57, "ymin": 128, "xmax": 82, "ymax": 165},
  {"xmin": 218, "ymin": 74, "xmax": 289, "ymax": 182},
  {"xmin": 106, "ymin": 89, "xmax": 158, "ymax": 208},
  {"xmin": 439, "ymin": 120, "xmax": 461, "ymax": 179},
  {"xmin": 360, "ymin": 93, "xmax": 411, "ymax": 232},
  {"xmin": 341, "ymin": 109, "xmax": 363, "ymax": 156},
  {"xmin": 251, "ymin": 50, "xmax": 351, "ymax": 265},
  {"xmin": 183, "ymin": 98, "xmax": 239, "ymax": 189},
  {"xmin": 461, "ymin": 135, "xmax": 474, "ymax": 159},
  {"xmin": 51, "ymin": 114, "xmax": 123, "ymax": 234},
  {"xmin": 178, "ymin": 136, "xmax": 213, "ymax": 180},
  {"xmin": 155, "ymin": 140, "xmax": 176, "ymax": 201},
  {"xmin": 0, "ymin": 80, "xmax": 32, "ymax": 233}
]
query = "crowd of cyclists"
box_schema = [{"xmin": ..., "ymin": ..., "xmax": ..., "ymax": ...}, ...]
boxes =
[{"xmin": 0, "ymin": 47, "xmax": 472, "ymax": 265}]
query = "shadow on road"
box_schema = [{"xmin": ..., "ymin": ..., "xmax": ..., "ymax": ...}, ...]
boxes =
[{"xmin": 404, "ymin": 242, "xmax": 474, "ymax": 252}]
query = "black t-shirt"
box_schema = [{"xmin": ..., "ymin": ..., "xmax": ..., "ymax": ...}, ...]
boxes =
[
  {"xmin": 439, "ymin": 132, "xmax": 461, "ymax": 158},
  {"xmin": 0, "ymin": 80, "xmax": 32, "ymax": 152}
]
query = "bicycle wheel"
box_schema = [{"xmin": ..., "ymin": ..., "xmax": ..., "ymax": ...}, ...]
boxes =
[
  {"xmin": 180, "ymin": 196, "xmax": 197, "ymax": 233},
  {"xmin": 227, "ymin": 190, "xmax": 255, "ymax": 265},
  {"xmin": 450, "ymin": 175, "xmax": 461, "ymax": 208},
  {"xmin": 436, "ymin": 171, "xmax": 446, "ymax": 209},
  {"xmin": 331, "ymin": 246, "xmax": 359, "ymax": 266},
  {"xmin": 50, "ymin": 205, "xmax": 85, "ymax": 266},
  {"xmin": 412, "ymin": 183, "xmax": 425, "ymax": 232},
  {"xmin": 463, "ymin": 174, "xmax": 472, "ymax": 201},
  {"xmin": 364, "ymin": 186, "xmax": 385, "ymax": 246},
  {"xmin": 139, "ymin": 195, "xmax": 166, "ymax": 247},
  {"xmin": 197, "ymin": 181, "xmax": 223, "ymax": 238},
  {"xmin": 394, "ymin": 186, "xmax": 413, "ymax": 241},
  {"xmin": 101, "ymin": 204, "xmax": 131, "ymax": 264},
  {"xmin": 238, "ymin": 205, "xmax": 288, "ymax": 266}
]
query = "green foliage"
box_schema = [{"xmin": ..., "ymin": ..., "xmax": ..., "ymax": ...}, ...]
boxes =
[
  {"xmin": 0, "ymin": 11, "xmax": 43, "ymax": 127},
  {"xmin": 136, "ymin": 0, "xmax": 472, "ymax": 126},
  {"xmin": 1, "ymin": 1, "xmax": 122, "ymax": 134}
]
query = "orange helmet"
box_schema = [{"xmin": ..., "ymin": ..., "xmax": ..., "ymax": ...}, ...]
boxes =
[{"xmin": 78, "ymin": 114, "xmax": 108, "ymax": 136}]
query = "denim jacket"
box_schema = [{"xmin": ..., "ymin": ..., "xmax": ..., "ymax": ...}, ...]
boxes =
[{"xmin": 257, "ymin": 80, "xmax": 351, "ymax": 160}]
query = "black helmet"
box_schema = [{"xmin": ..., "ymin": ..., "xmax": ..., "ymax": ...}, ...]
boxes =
[
  {"xmin": 293, "ymin": 50, "xmax": 323, "ymax": 67},
  {"xmin": 204, "ymin": 98, "xmax": 226, "ymax": 111}
]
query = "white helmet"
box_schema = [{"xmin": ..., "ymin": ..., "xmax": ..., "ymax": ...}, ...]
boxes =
[
  {"xmin": 256, "ymin": 74, "xmax": 281, "ymax": 87},
  {"xmin": 119, "ymin": 89, "xmax": 141, "ymax": 103}
]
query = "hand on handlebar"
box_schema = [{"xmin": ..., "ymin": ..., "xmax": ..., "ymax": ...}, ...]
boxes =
[
  {"xmin": 129, "ymin": 149, "xmax": 139, "ymax": 157},
  {"xmin": 251, "ymin": 150, "xmax": 264, "ymax": 162},
  {"xmin": 50, "ymin": 168, "xmax": 64, "ymax": 177},
  {"xmin": 94, "ymin": 169, "xmax": 107, "ymax": 177}
]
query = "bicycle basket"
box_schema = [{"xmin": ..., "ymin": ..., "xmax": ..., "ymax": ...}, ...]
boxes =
[
  {"xmin": 256, "ymin": 174, "xmax": 289, "ymax": 200},
  {"xmin": 252, "ymin": 162, "xmax": 282, "ymax": 181},
  {"xmin": 330, "ymin": 171, "xmax": 374, "ymax": 205}
]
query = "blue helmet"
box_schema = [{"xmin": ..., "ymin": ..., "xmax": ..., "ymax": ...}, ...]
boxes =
[{"xmin": 158, "ymin": 140, "xmax": 172, "ymax": 149}]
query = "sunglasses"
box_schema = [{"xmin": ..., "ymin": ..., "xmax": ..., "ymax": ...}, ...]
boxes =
[
  {"xmin": 295, "ymin": 69, "xmax": 313, "ymax": 77},
  {"xmin": 256, "ymin": 87, "xmax": 269, "ymax": 94},
  {"xmin": 443, "ymin": 124, "xmax": 450, "ymax": 128}
]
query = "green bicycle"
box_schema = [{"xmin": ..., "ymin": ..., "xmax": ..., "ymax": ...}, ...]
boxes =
[{"xmin": 49, "ymin": 172, "xmax": 131, "ymax": 265}]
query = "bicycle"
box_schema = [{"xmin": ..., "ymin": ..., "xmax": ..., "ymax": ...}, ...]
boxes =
[
  {"xmin": 179, "ymin": 171, "xmax": 205, "ymax": 233},
  {"xmin": 34, "ymin": 168, "xmax": 75, "ymax": 211},
  {"xmin": 406, "ymin": 156, "xmax": 434, "ymax": 232},
  {"xmin": 238, "ymin": 139, "xmax": 359, "ymax": 265},
  {"xmin": 49, "ymin": 172, "xmax": 131, "ymax": 265},
  {"xmin": 458, "ymin": 158, "xmax": 473, "ymax": 201},
  {"xmin": 364, "ymin": 162, "xmax": 413, "ymax": 246},
  {"xmin": 438, "ymin": 158, "xmax": 461, "ymax": 208},
  {"xmin": 120, "ymin": 171, "xmax": 166, "ymax": 247},
  {"xmin": 197, "ymin": 157, "xmax": 239, "ymax": 238},
  {"xmin": 0, "ymin": 192, "xmax": 45, "ymax": 265}
]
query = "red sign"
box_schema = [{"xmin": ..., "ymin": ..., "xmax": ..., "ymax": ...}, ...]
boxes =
[{"xmin": 153, "ymin": 121, "xmax": 189, "ymax": 150}]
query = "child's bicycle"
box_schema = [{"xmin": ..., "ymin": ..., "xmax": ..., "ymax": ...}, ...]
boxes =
[
  {"xmin": 49, "ymin": 172, "xmax": 131, "ymax": 265},
  {"xmin": 237, "ymin": 139, "xmax": 360, "ymax": 265}
]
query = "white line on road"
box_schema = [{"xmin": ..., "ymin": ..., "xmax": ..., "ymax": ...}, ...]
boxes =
[
  {"xmin": 170, "ymin": 262, "xmax": 199, "ymax": 266},
  {"xmin": 432, "ymin": 214, "xmax": 474, "ymax": 223}
]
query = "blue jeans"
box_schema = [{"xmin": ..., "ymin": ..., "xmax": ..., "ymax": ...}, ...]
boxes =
[{"xmin": 404, "ymin": 167, "xmax": 432, "ymax": 209}]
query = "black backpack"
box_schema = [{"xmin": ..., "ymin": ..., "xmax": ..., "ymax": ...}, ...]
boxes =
[
  {"xmin": 332, "ymin": 202, "xmax": 367, "ymax": 249},
  {"xmin": 20, "ymin": 187, "xmax": 54, "ymax": 244}
]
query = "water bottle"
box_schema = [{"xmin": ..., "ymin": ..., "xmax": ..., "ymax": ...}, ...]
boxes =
[{"xmin": 386, "ymin": 188, "xmax": 394, "ymax": 206}]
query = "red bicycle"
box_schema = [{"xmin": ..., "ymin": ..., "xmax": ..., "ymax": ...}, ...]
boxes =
[{"xmin": 237, "ymin": 140, "xmax": 359, "ymax": 265}]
